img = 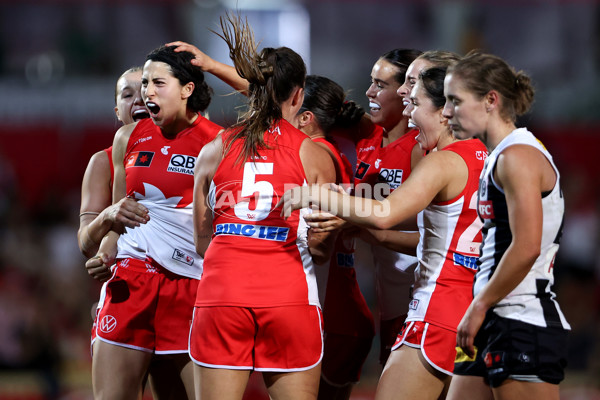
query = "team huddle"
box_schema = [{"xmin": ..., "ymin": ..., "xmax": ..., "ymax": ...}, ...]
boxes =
[{"xmin": 77, "ymin": 12, "xmax": 570, "ymax": 400}]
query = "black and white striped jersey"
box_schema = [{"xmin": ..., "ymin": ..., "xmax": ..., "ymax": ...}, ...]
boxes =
[{"xmin": 474, "ymin": 128, "xmax": 570, "ymax": 330}]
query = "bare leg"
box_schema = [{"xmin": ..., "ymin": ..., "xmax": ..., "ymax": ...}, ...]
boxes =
[
  {"xmin": 194, "ymin": 364, "xmax": 251, "ymax": 400},
  {"xmin": 375, "ymin": 346, "xmax": 450, "ymax": 400},
  {"xmin": 92, "ymin": 340, "xmax": 152, "ymax": 400},
  {"xmin": 493, "ymin": 380, "xmax": 559, "ymax": 400},
  {"xmin": 263, "ymin": 364, "xmax": 321, "ymax": 400},
  {"xmin": 148, "ymin": 353, "xmax": 194, "ymax": 400},
  {"xmin": 447, "ymin": 375, "xmax": 492, "ymax": 400}
]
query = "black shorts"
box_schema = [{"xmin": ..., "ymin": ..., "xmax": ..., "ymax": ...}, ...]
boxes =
[{"xmin": 453, "ymin": 310, "xmax": 568, "ymax": 388}]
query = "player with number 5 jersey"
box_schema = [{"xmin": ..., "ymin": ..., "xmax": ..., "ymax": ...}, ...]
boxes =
[
  {"xmin": 196, "ymin": 119, "xmax": 325, "ymax": 307},
  {"xmin": 190, "ymin": 14, "xmax": 335, "ymax": 400}
]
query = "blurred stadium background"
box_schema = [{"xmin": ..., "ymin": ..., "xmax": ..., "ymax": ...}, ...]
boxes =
[{"xmin": 0, "ymin": 0, "xmax": 599, "ymax": 398}]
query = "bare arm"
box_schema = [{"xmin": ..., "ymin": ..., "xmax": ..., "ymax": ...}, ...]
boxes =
[
  {"xmin": 167, "ymin": 41, "xmax": 250, "ymax": 95},
  {"xmin": 193, "ymin": 135, "xmax": 224, "ymax": 258},
  {"xmin": 78, "ymin": 151, "xmax": 113, "ymax": 257},
  {"xmin": 457, "ymin": 145, "xmax": 549, "ymax": 356},
  {"xmin": 359, "ymin": 229, "xmax": 420, "ymax": 256},
  {"xmin": 78, "ymin": 149, "xmax": 149, "ymax": 258},
  {"xmin": 281, "ymin": 150, "xmax": 465, "ymax": 230},
  {"xmin": 299, "ymin": 139, "xmax": 338, "ymax": 264},
  {"xmin": 93, "ymin": 124, "xmax": 138, "ymax": 269}
]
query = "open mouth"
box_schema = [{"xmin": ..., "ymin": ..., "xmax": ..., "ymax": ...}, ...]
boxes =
[
  {"xmin": 145, "ymin": 101, "xmax": 160, "ymax": 117},
  {"xmin": 369, "ymin": 101, "xmax": 381, "ymax": 112},
  {"xmin": 132, "ymin": 109, "xmax": 150, "ymax": 122}
]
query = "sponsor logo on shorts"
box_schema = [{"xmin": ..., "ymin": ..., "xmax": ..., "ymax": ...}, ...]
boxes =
[
  {"xmin": 215, "ymin": 223, "xmax": 289, "ymax": 242},
  {"xmin": 125, "ymin": 151, "xmax": 154, "ymax": 168},
  {"xmin": 100, "ymin": 315, "xmax": 117, "ymax": 333},
  {"xmin": 172, "ymin": 249, "xmax": 194, "ymax": 266},
  {"xmin": 484, "ymin": 351, "xmax": 505, "ymax": 368},
  {"xmin": 145, "ymin": 262, "xmax": 158, "ymax": 273},
  {"xmin": 455, "ymin": 346, "xmax": 478, "ymax": 363},
  {"xmin": 518, "ymin": 352, "xmax": 531, "ymax": 364},
  {"xmin": 408, "ymin": 299, "xmax": 419, "ymax": 310},
  {"xmin": 478, "ymin": 200, "xmax": 494, "ymax": 219},
  {"xmin": 453, "ymin": 252, "xmax": 479, "ymax": 270},
  {"xmin": 118, "ymin": 259, "xmax": 130, "ymax": 268},
  {"xmin": 167, "ymin": 154, "xmax": 195, "ymax": 175}
]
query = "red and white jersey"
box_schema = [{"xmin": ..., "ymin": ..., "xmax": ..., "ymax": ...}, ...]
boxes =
[
  {"xmin": 313, "ymin": 137, "xmax": 353, "ymax": 189},
  {"xmin": 354, "ymin": 125, "xmax": 419, "ymax": 191},
  {"xmin": 104, "ymin": 146, "xmax": 114, "ymax": 189},
  {"xmin": 116, "ymin": 116, "xmax": 221, "ymax": 279},
  {"xmin": 312, "ymin": 137, "xmax": 375, "ymax": 338},
  {"xmin": 407, "ymin": 139, "xmax": 487, "ymax": 331},
  {"xmin": 196, "ymin": 119, "xmax": 319, "ymax": 307},
  {"xmin": 355, "ymin": 128, "xmax": 421, "ymax": 320},
  {"xmin": 354, "ymin": 124, "xmax": 383, "ymax": 188}
]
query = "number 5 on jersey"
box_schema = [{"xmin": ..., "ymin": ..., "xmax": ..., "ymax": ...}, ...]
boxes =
[{"xmin": 234, "ymin": 162, "xmax": 274, "ymax": 222}]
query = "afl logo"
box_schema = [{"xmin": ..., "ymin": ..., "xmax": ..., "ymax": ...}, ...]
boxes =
[{"xmin": 100, "ymin": 315, "xmax": 117, "ymax": 333}]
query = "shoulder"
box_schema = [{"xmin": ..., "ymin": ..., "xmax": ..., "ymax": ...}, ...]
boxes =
[
  {"xmin": 112, "ymin": 122, "xmax": 141, "ymax": 159},
  {"xmin": 198, "ymin": 134, "xmax": 224, "ymax": 163},
  {"xmin": 196, "ymin": 114, "xmax": 224, "ymax": 135},
  {"xmin": 411, "ymin": 147, "xmax": 467, "ymax": 184},
  {"xmin": 428, "ymin": 147, "xmax": 466, "ymax": 168},
  {"xmin": 88, "ymin": 149, "xmax": 111, "ymax": 171},
  {"xmin": 497, "ymin": 144, "xmax": 546, "ymax": 176},
  {"xmin": 301, "ymin": 136, "xmax": 328, "ymax": 155},
  {"xmin": 313, "ymin": 138, "xmax": 336, "ymax": 156},
  {"xmin": 495, "ymin": 143, "xmax": 554, "ymax": 194},
  {"xmin": 114, "ymin": 121, "xmax": 139, "ymax": 144},
  {"xmin": 442, "ymin": 139, "xmax": 487, "ymax": 165},
  {"xmin": 197, "ymin": 134, "xmax": 224, "ymax": 182},
  {"xmin": 300, "ymin": 137, "xmax": 333, "ymax": 168}
]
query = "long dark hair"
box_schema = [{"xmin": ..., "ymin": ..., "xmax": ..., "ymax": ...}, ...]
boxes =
[
  {"xmin": 215, "ymin": 13, "xmax": 306, "ymax": 162},
  {"xmin": 146, "ymin": 45, "xmax": 212, "ymax": 113},
  {"xmin": 419, "ymin": 67, "xmax": 450, "ymax": 109},
  {"xmin": 379, "ymin": 48, "xmax": 423, "ymax": 84},
  {"xmin": 299, "ymin": 75, "xmax": 365, "ymax": 135}
]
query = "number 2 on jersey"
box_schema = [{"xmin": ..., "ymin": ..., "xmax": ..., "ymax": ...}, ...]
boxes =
[{"xmin": 456, "ymin": 192, "xmax": 483, "ymax": 255}]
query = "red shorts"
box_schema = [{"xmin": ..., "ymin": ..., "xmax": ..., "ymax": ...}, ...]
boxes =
[
  {"xmin": 392, "ymin": 321, "xmax": 457, "ymax": 375},
  {"xmin": 94, "ymin": 258, "xmax": 198, "ymax": 353},
  {"xmin": 321, "ymin": 333, "xmax": 373, "ymax": 386},
  {"xmin": 90, "ymin": 303, "xmax": 100, "ymax": 355},
  {"xmin": 189, "ymin": 305, "xmax": 323, "ymax": 371}
]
